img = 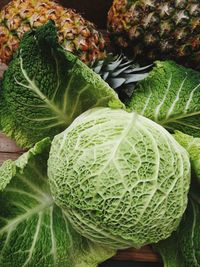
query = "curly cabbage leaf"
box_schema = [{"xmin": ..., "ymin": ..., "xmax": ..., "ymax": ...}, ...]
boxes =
[
  {"xmin": 178, "ymin": 196, "xmax": 200, "ymax": 267},
  {"xmin": 0, "ymin": 21, "xmax": 123, "ymax": 148},
  {"xmin": 48, "ymin": 107, "xmax": 190, "ymax": 249},
  {"xmin": 174, "ymin": 131, "xmax": 200, "ymax": 183},
  {"xmin": 154, "ymin": 191, "xmax": 200, "ymax": 267},
  {"xmin": 0, "ymin": 138, "xmax": 115, "ymax": 267},
  {"xmin": 128, "ymin": 61, "xmax": 200, "ymax": 137},
  {"xmin": 153, "ymin": 232, "xmax": 184, "ymax": 267}
]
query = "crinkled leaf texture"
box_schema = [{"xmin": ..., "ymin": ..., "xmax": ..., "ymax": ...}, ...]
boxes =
[
  {"xmin": 174, "ymin": 131, "xmax": 200, "ymax": 183},
  {"xmin": 153, "ymin": 232, "xmax": 184, "ymax": 267},
  {"xmin": 48, "ymin": 107, "xmax": 190, "ymax": 250},
  {"xmin": 128, "ymin": 61, "xmax": 200, "ymax": 137},
  {"xmin": 178, "ymin": 195, "xmax": 200, "ymax": 267},
  {"xmin": 0, "ymin": 21, "xmax": 123, "ymax": 148},
  {"xmin": 0, "ymin": 138, "xmax": 115, "ymax": 267},
  {"xmin": 153, "ymin": 190, "xmax": 200, "ymax": 267}
]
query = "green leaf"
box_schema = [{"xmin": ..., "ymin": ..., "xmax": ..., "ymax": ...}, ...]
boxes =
[
  {"xmin": 153, "ymin": 192, "xmax": 200, "ymax": 267},
  {"xmin": 153, "ymin": 232, "xmax": 185, "ymax": 267},
  {"xmin": 174, "ymin": 131, "xmax": 200, "ymax": 183},
  {"xmin": 178, "ymin": 196, "xmax": 200, "ymax": 267},
  {"xmin": 1, "ymin": 21, "xmax": 123, "ymax": 148},
  {"xmin": 0, "ymin": 160, "xmax": 15, "ymax": 192},
  {"xmin": 128, "ymin": 61, "xmax": 200, "ymax": 137},
  {"xmin": 0, "ymin": 138, "xmax": 115, "ymax": 267},
  {"xmin": 48, "ymin": 107, "xmax": 191, "ymax": 249}
]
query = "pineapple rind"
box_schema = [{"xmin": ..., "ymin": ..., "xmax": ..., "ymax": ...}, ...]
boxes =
[
  {"xmin": 108, "ymin": 0, "xmax": 200, "ymax": 70},
  {"xmin": 0, "ymin": 0, "xmax": 106, "ymax": 64}
]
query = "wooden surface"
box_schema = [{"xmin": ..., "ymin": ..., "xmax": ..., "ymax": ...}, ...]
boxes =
[
  {"xmin": 113, "ymin": 246, "xmax": 160, "ymax": 262},
  {"xmin": 0, "ymin": 133, "xmax": 24, "ymax": 164}
]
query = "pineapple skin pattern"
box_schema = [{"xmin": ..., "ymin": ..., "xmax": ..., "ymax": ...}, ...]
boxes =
[
  {"xmin": 108, "ymin": 0, "xmax": 200, "ymax": 70},
  {"xmin": 0, "ymin": 0, "xmax": 106, "ymax": 64}
]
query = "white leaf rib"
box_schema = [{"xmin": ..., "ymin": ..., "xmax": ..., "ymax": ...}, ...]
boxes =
[
  {"xmin": 172, "ymin": 120, "xmax": 200, "ymax": 130},
  {"xmin": 17, "ymin": 174, "xmax": 48, "ymax": 199},
  {"xmin": 154, "ymin": 73, "xmax": 172, "ymax": 121},
  {"xmin": 0, "ymin": 227, "xmax": 13, "ymax": 257},
  {"xmin": 22, "ymin": 212, "xmax": 42, "ymax": 267},
  {"xmin": 166, "ymin": 73, "xmax": 188, "ymax": 119},
  {"xmin": 62, "ymin": 65, "xmax": 76, "ymax": 113},
  {"xmin": 112, "ymin": 160, "xmax": 127, "ymax": 188},
  {"xmin": 15, "ymin": 111, "xmax": 59, "ymax": 123},
  {"xmin": 91, "ymin": 96, "xmax": 112, "ymax": 108},
  {"xmin": 25, "ymin": 116, "xmax": 59, "ymax": 122},
  {"xmin": 28, "ymin": 163, "xmax": 47, "ymax": 183},
  {"xmin": 0, "ymin": 200, "xmax": 53, "ymax": 236},
  {"xmin": 50, "ymin": 206, "xmax": 57, "ymax": 266},
  {"xmin": 5, "ymin": 188, "xmax": 41, "ymax": 202},
  {"xmin": 131, "ymin": 123, "xmax": 160, "ymax": 227},
  {"xmin": 14, "ymin": 97, "xmax": 47, "ymax": 108},
  {"xmin": 141, "ymin": 86, "xmax": 152, "ymax": 115},
  {"xmin": 19, "ymin": 53, "xmax": 68, "ymax": 125},
  {"xmin": 161, "ymin": 111, "xmax": 200, "ymax": 125},
  {"xmin": 51, "ymin": 49, "xmax": 61, "ymax": 101},
  {"xmin": 28, "ymin": 120, "xmax": 64, "ymax": 130},
  {"xmin": 10, "ymin": 201, "xmax": 29, "ymax": 212},
  {"xmin": 184, "ymin": 82, "xmax": 200, "ymax": 113},
  {"xmin": 69, "ymin": 84, "xmax": 90, "ymax": 120},
  {"xmin": 14, "ymin": 76, "xmax": 32, "ymax": 90},
  {"xmin": 61, "ymin": 211, "xmax": 73, "ymax": 245},
  {"xmin": 92, "ymin": 113, "xmax": 138, "ymax": 194}
]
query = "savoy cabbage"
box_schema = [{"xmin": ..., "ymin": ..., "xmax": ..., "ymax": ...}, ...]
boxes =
[
  {"xmin": 0, "ymin": 138, "xmax": 115, "ymax": 267},
  {"xmin": 153, "ymin": 188, "xmax": 200, "ymax": 267},
  {"xmin": 48, "ymin": 107, "xmax": 191, "ymax": 249},
  {"xmin": 174, "ymin": 131, "xmax": 200, "ymax": 183},
  {"xmin": 0, "ymin": 21, "xmax": 123, "ymax": 148},
  {"xmin": 128, "ymin": 61, "xmax": 200, "ymax": 137}
]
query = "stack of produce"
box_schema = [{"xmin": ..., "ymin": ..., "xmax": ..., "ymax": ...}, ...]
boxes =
[{"xmin": 0, "ymin": 1, "xmax": 199, "ymax": 267}]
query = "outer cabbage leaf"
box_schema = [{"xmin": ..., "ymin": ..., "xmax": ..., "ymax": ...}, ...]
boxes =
[
  {"xmin": 174, "ymin": 131, "xmax": 200, "ymax": 183},
  {"xmin": 0, "ymin": 21, "xmax": 123, "ymax": 148},
  {"xmin": 153, "ymin": 192, "xmax": 200, "ymax": 267},
  {"xmin": 48, "ymin": 107, "xmax": 190, "ymax": 249},
  {"xmin": 128, "ymin": 61, "xmax": 200, "ymax": 137},
  {"xmin": 153, "ymin": 232, "xmax": 184, "ymax": 267},
  {"xmin": 0, "ymin": 160, "xmax": 15, "ymax": 191},
  {"xmin": 178, "ymin": 196, "xmax": 200, "ymax": 267},
  {"xmin": 0, "ymin": 138, "xmax": 115, "ymax": 267}
]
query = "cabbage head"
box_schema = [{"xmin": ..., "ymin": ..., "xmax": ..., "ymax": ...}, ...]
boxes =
[{"xmin": 48, "ymin": 108, "xmax": 191, "ymax": 249}]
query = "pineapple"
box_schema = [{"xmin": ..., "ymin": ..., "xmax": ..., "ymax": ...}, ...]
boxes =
[
  {"xmin": 90, "ymin": 53, "xmax": 151, "ymax": 99},
  {"xmin": 0, "ymin": 0, "xmax": 151, "ymax": 100},
  {"xmin": 108, "ymin": 0, "xmax": 200, "ymax": 70},
  {"xmin": 0, "ymin": 0, "xmax": 106, "ymax": 64}
]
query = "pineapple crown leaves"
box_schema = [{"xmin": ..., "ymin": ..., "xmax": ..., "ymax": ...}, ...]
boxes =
[
  {"xmin": 90, "ymin": 53, "xmax": 152, "ymax": 90},
  {"xmin": 90, "ymin": 53, "xmax": 152, "ymax": 101}
]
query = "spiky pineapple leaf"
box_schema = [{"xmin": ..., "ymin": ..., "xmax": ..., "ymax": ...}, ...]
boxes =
[
  {"xmin": 128, "ymin": 61, "xmax": 200, "ymax": 137},
  {"xmin": 90, "ymin": 54, "xmax": 151, "ymax": 94}
]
